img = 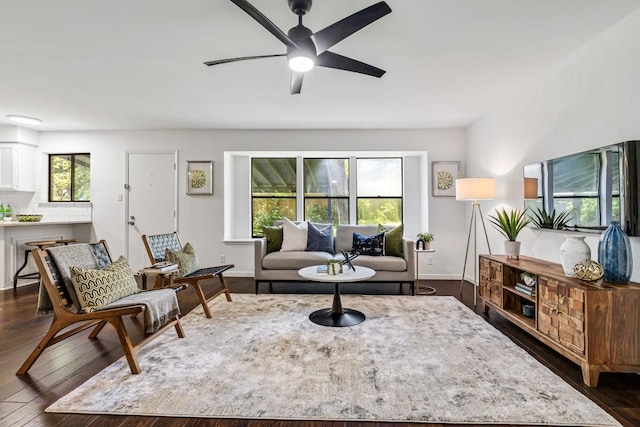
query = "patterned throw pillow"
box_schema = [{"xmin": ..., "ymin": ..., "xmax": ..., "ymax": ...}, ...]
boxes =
[
  {"xmin": 262, "ymin": 225, "xmax": 283, "ymax": 253},
  {"xmin": 378, "ymin": 224, "xmax": 404, "ymax": 257},
  {"xmin": 352, "ymin": 232, "xmax": 385, "ymax": 256},
  {"xmin": 70, "ymin": 256, "xmax": 140, "ymax": 312},
  {"xmin": 165, "ymin": 242, "xmax": 200, "ymax": 277}
]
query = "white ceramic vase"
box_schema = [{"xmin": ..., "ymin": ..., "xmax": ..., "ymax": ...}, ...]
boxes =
[
  {"xmin": 560, "ymin": 235, "xmax": 591, "ymax": 277},
  {"xmin": 504, "ymin": 241, "xmax": 521, "ymax": 259}
]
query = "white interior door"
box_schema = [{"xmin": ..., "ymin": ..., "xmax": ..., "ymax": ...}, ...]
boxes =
[{"xmin": 126, "ymin": 151, "xmax": 177, "ymax": 271}]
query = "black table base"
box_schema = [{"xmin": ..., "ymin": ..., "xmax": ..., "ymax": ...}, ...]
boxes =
[{"xmin": 309, "ymin": 282, "xmax": 365, "ymax": 327}]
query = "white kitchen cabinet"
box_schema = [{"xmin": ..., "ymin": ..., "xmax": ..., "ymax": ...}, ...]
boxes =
[{"xmin": 0, "ymin": 142, "xmax": 36, "ymax": 191}]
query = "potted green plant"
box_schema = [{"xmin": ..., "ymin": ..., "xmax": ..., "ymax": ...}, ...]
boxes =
[
  {"xmin": 529, "ymin": 206, "xmax": 573, "ymax": 230},
  {"xmin": 487, "ymin": 208, "xmax": 530, "ymax": 259},
  {"xmin": 325, "ymin": 259, "xmax": 343, "ymax": 275},
  {"xmin": 416, "ymin": 232, "xmax": 434, "ymax": 250}
]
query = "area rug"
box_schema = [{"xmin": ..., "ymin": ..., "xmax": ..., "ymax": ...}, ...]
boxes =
[{"xmin": 46, "ymin": 294, "xmax": 620, "ymax": 426}]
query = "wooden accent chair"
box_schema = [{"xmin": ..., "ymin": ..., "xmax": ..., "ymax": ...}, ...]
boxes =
[
  {"xmin": 142, "ymin": 232, "xmax": 234, "ymax": 318},
  {"xmin": 16, "ymin": 240, "xmax": 185, "ymax": 376}
]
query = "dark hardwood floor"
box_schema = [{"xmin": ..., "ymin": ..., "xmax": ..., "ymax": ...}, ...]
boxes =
[{"xmin": 2, "ymin": 278, "xmax": 639, "ymax": 427}]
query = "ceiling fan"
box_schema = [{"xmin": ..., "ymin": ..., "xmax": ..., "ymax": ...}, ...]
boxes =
[{"xmin": 204, "ymin": 0, "xmax": 392, "ymax": 94}]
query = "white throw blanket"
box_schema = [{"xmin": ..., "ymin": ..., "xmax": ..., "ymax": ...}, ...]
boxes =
[{"xmin": 100, "ymin": 289, "xmax": 180, "ymax": 334}]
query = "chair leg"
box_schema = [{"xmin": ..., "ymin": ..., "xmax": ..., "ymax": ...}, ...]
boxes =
[
  {"xmin": 174, "ymin": 316, "xmax": 185, "ymax": 338},
  {"xmin": 13, "ymin": 249, "xmax": 38, "ymax": 290},
  {"xmin": 217, "ymin": 274, "xmax": 232, "ymax": 302},
  {"xmin": 109, "ymin": 316, "xmax": 141, "ymax": 374},
  {"xmin": 88, "ymin": 320, "xmax": 108, "ymax": 339},
  {"xmin": 192, "ymin": 282, "xmax": 213, "ymax": 318},
  {"xmin": 16, "ymin": 318, "xmax": 67, "ymax": 375}
]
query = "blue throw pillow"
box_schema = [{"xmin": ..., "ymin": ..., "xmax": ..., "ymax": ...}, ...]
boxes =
[
  {"xmin": 352, "ymin": 232, "xmax": 385, "ymax": 256},
  {"xmin": 306, "ymin": 223, "xmax": 334, "ymax": 253}
]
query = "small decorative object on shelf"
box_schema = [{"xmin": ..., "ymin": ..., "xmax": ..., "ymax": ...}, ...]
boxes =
[
  {"xmin": 522, "ymin": 303, "xmax": 535, "ymax": 318},
  {"xmin": 520, "ymin": 272, "xmax": 536, "ymax": 287},
  {"xmin": 598, "ymin": 221, "xmax": 633, "ymax": 283},
  {"xmin": 325, "ymin": 259, "xmax": 343, "ymax": 276},
  {"xmin": 560, "ymin": 235, "xmax": 591, "ymax": 277},
  {"xmin": 416, "ymin": 232, "xmax": 434, "ymax": 250},
  {"xmin": 573, "ymin": 259, "xmax": 604, "ymax": 282}
]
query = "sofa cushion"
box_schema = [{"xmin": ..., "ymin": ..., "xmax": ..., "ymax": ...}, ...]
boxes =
[
  {"xmin": 353, "ymin": 232, "xmax": 385, "ymax": 256},
  {"xmin": 351, "ymin": 255, "xmax": 407, "ymax": 272},
  {"xmin": 262, "ymin": 250, "xmax": 334, "ymax": 270},
  {"xmin": 262, "ymin": 225, "xmax": 283, "ymax": 253},
  {"xmin": 281, "ymin": 217, "xmax": 308, "ymax": 251},
  {"xmin": 306, "ymin": 223, "xmax": 334, "ymax": 253},
  {"xmin": 335, "ymin": 224, "xmax": 379, "ymax": 252},
  {"xmin": 379, "ymin": 223, "xmax": 404, "ymax": 257}
]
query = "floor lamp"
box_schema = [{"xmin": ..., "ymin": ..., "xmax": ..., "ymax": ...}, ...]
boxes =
[{"xmin": 456, "ymin": 177, "xmax": 496, "ymax": 306}]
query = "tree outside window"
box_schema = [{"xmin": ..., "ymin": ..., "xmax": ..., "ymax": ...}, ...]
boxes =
[{"xmin": 49, "ymin": 154, "xmax": 91, "ymax": 202}]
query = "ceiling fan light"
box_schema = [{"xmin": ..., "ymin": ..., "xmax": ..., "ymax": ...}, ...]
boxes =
[
  {"xmin": 6, "ymin": 114, "xmax": 42, "ymax": 126},
  {"xmin": 288, "ymin": 56, "xmax": 314, "ymax": 72}
]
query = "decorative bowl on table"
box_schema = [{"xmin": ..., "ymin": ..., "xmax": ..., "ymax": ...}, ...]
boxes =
[{"xmin": 16, "ymin": 214, "xmax": 43, "ymax": 222}]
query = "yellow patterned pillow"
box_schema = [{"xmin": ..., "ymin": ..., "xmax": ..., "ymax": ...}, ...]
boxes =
[
  {"xmin": 70, "ymin": 256, "xmax": 140, "ymax": 312},
  {"xmin": 165, "ymin": 242, "xmax": 200, "ymax": 277}
]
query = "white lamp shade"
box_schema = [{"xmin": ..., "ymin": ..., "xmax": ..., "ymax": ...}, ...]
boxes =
[
  {"xmin": 455, "ymin": 177, "xmax": 496, "ymax": 201},
  {"xmin": 524, "ymin": 177, "xmax": 539, "ymax": 199}
]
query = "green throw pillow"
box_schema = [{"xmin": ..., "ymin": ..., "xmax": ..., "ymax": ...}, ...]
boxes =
[
  {"xmin": 378, "ymin": 224, "xmax": 404, "ymax": 257},
  {"xmin": 262, "ymin": 225, "xmax": 283, "ymax": 253},
  {"xmin": 70, "ymin": 256, "xmax": 140, "ymax": 313},
  {"xmin": 165, "ymin": 242, "xmax": 200, "ymax": 277}
]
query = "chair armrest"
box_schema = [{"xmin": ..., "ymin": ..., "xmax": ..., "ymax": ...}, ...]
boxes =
[
  {"xmin": 254, "ymin": 238, "xmax": 267, "ymax": 276},
  {"xmin": 403, "ymin": 238, "xmax": 416, "ymax": 278}
]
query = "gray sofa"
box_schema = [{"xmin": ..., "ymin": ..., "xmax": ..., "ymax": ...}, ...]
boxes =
[{"xmin": 254, "ymin": 224, "xmax": 416, "ymax": 295}]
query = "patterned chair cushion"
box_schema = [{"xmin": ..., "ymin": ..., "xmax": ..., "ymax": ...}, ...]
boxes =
[
  {"xmin": 70, "ymin": 256, "xmax": 140, "ymax": 312},
  {"xmin": 165, "ymin": 242, "xmax": 200, "ymax": 277}
]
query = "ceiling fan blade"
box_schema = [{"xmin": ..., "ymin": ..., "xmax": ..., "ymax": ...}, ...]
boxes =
[
  {"xmin": 230, "ymin": 0, "xmax": 299, "ymax": 49},
  {"xmin": 204, "ymin": 53, "xmax": 286, "ymax": 66},
  {"xmin": 315, "ymin": 51, "xmax": 385, "ymax": 78},
  {"xmin": 291, "ymin": 72, "xmax": 304, "ymax": 95},
  {"xmin": 311, "ymin": 1, "xmax": 391, "ymax": 54}
]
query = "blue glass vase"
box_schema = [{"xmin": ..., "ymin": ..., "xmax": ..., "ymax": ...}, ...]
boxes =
[{"xmin": 598, "ymin": 221, "xmax": 633, "ymax": 283}]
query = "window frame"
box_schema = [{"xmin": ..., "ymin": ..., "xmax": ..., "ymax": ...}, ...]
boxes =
[
  {"xmin": 250, "ymin": 155, "xmax": 404, "ymax": 236},
  {"xmin": 48, "ymin": 153, "xmax": 91, "ymax": 202}
]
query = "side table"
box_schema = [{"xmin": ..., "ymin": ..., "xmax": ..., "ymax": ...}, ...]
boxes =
[
  {"xmin": 138, "ymin": 265, "xmax": 179, "ymax": 290},
  {"xmin": 415, "ymin": 249, "xmax": 436, "ymax": 295}
]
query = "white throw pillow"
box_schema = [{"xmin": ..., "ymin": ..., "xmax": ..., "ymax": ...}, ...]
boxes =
[{"xmin": 280, "ymin": 217, "xmax": 308, "ymax": 251}]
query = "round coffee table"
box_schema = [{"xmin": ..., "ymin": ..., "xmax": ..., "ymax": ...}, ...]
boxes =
[{"xmin": 298, "ymin": 265, "xmax": 375, "ymax": 327}]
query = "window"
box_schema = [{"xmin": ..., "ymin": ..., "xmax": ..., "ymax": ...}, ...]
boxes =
[
  {"xmin": 251, "ymin": 158, "xmax": 296, "ymax": 236},
  {"xmin": 251, "ymin": 156, "xmax": 403, "ymax": 236},
  {"xmin": 304, "ymin": 158, "xmax": 349, "ymax": 225},
  {"xmin": 49, "ymin": 153, "xmax": 91, "ymax": 202},
  {"xmin": 356, "ymin": 158, "xmax": 403, "ymax": 225}
]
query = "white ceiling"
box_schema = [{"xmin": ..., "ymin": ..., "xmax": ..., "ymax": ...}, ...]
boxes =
[{"xmin": 1, "ymin": 0, "xmax": 639, "ymax": 131}]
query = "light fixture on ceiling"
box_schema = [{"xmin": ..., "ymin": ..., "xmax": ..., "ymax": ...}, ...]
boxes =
[
  {"xmin": 288, "ymin": 54, "xmax": 314, "ymax": 72},
  {"xmin": 6, "ymin": 115, "xmax": 43, "ymax": 126}
]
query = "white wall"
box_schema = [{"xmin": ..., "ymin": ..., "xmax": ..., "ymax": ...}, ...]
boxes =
[
  {"xmin": 466, "ymin": 9, "xmax": 640, "ymax": 282},
  {"xmin": 38, "ymin": 129, "xmax": 466, "ymax": 278}
]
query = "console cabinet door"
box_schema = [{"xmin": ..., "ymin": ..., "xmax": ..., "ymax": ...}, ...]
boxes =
[
  {"xmin": 538, "ymin": 276, "xmax": 585, "ymax": 355},
  {"xmin": 479, "ymin": 257, "xmax": 502, "ymax": 306}
]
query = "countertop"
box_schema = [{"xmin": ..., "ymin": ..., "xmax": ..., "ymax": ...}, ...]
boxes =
[{"xmin": 0, "ymin": 220, "xmax": 91, "ymax": 227}]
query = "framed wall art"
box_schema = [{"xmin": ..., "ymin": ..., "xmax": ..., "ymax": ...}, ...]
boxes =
[
  {"xmin": 432, "ymin": 161, "xmax": 461, "ymax": 197},
  {"xmin": 187, "ymin": 161, "xmax": 213, "ymax": 195}
]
